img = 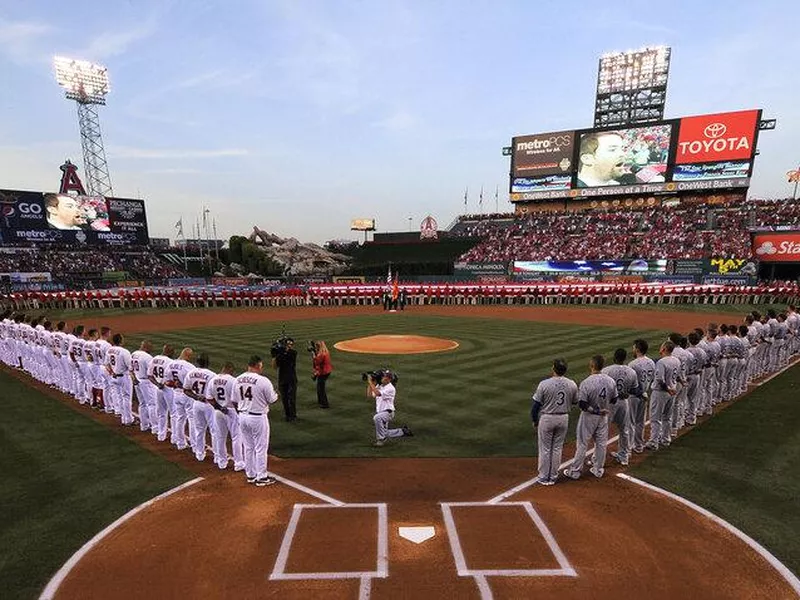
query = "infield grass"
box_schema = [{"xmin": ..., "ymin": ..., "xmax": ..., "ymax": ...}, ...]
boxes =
[
  {"xmin": 629, "ymin": 364, "xmax": 800, "ymax": 577},
  {"xmin": 124, "ymin": 313, "xmax": 669, "ymax": 458},
  {"xmin": 0, "ymin": 370, "xmax": 191, "ymax": 600}
]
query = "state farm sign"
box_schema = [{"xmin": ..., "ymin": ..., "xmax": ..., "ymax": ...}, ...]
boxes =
[
  {"xmin": 753, "ymin": 233, "xmax": 800, "ymax": 262},
  {"xmin": 675, "ymin": 110, "xmax": 759, "ymax": 165}
]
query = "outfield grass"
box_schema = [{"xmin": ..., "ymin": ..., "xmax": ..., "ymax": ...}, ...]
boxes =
[
  {"xmin": 124, "ymin": 313, "xmax": 669, "ymax": 458},
  {"xmin": 0, "ymin": 371, "xmax": 191, "ymax": 600},
  {"xmin": 629, "ymin": 365, "xmax": 800, "ymax": 577}
]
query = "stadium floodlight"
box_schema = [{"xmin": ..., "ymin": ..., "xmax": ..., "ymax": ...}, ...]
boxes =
[
  {"xmin": 594, "ymin": 46, "xmax": 671, "ymax": 128},
  {"xmin": 53, "ymin": 56, "xmax": 114, "ymax": 197}
]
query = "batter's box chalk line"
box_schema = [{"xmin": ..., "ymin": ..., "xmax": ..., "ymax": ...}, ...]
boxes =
[
  {"xmin": 440, "ymin": 501, "xmax": 576, "ymax": 600},
  {"xmin": 270, "ymin": 503, "xmax": 389, "ymax": 583}
]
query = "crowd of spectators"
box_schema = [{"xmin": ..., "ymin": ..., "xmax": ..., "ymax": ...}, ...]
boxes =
[
  {"xmin": 457, "ymin": 197, "xmax": 800, "ymax": 262},
  {"xmin": 0, "ymin": 245, "xmax": 184, "ymax": 280}
]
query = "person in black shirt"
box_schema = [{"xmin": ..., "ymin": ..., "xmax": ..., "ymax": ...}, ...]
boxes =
[{"xmin": 272, "ymin": 338, "xmax": 298, "ymax": 421}]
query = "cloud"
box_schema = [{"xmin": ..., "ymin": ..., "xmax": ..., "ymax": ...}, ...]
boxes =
[
  {"xmin": 372, "ymin": 110, "xmax": 418, "ymax": 132},
  {"xmin": 109, "ymin": 147, "xmax": 248, "ymax": 159},
  {"xmin": 0, "ymin": 19, "xmax": 53, "ymax": 64},
  {"xmin": 76, "ymin": 19, "xmax": 158, "ymax": 60}
]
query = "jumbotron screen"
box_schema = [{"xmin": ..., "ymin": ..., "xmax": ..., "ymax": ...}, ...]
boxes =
[
  {"xmin": 0, "ymin": 189, "xmax": 150, "ymax": 245},
  {"xmin": 510, "ymin": 109, "xmax": 761, "ymax": 202}
]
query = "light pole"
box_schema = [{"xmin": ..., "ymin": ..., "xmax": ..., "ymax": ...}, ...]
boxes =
[
  {"xmin": 408, "ymin": 217, "xmax": 412, "ymax": 231},
  {"xmin": 53, "ymin": 57, "xmax": 114, "ymax": 197}
]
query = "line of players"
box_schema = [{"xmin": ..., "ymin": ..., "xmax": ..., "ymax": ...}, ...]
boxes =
[
  {"xmin": 0, "ymin": 311, "xmax": 280, "ymax": 488},
  {"xmin": 532, "ymin": 307, "xmax": 800, "ymax": 484}
]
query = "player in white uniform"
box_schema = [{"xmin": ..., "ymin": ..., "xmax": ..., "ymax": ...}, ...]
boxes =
[
  {"xmin": 68, "ymin": 325, "xmax": 89, "ymax": 404},
  {"xmin": 234, "ymin": 355, "xmax": 279, "ymax": 486},
  {"xmin": 166, "ymin": 348, "xmax": 195, "ymax": 450},
  {"xmin": 148, "ymin": 345, "xmax": 175, "ymax": 442},
  {"xmin": 184, "ymin": 353, "xmax": 216, "ymax": 462},
  {"xmin": 82, "ymin": 329, "xmax": 99, "ymax": 408},
  {"xmin": 131, "ymin": 341, "xmax": 156, "ymax": 433},
  {"xmin": 105, "ymin": 334, "xmax": 134, "ymax": 425},
  {"xmin": 94, "ymin": 327, "xmax": 113, "ymax": 412},
  {"xmin": 207, "ymin": 362, "xmax": 244, "ymax": 470}
]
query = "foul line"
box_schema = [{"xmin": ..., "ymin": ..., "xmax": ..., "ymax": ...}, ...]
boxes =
[
  {"xmin": 39, "ymin": 477, "xmax": 203, "ymax": 600},
  {"xmin": 488, "ymin": 356, "xmax": 800, "ymax": 505},
  {"xmin": 617, "ymin": 473, "xmax": 800, "ymax": 598}
]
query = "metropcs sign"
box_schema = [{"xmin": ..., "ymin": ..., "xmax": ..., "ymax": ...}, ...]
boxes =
[
  {"xmin": 675, "ymin": 109, "xmax": 759, "ymax": 164},
  {"xmin": 753, "ymin": 233, "xmax": 800, "ymax": 262}
]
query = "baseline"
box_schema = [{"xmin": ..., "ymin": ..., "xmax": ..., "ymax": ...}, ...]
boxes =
[
  {"xmin": 618, "ymin": 473, "xmax": 800, "ymax": 598},
  {"xmin": 39, "ymin": 476, "xmax": 204, "ymax": 600}
]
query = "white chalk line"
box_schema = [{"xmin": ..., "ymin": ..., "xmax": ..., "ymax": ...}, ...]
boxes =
[
  {"xmin": 618, "ymin": 473, "xmax": 800, "ymax": 598},
  {"xmin": 440, "ymin": 501, "xmax": 576, "ymax": 600},
  {"xmin": 270, "ymin": 503, "xmax": 389, "ymax": 582},
  {"xmin": 39, "ymin": 477, "xmax": 204, "ymax": 600},
  {"xmin": 489, "ymin": 355, "xmax": 800, "ymax": 505}
]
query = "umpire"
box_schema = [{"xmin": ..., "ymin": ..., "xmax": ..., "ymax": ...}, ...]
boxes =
[
  {"xmin": 531, "ymin": 358, "xmax": 578, "ymax": 486},
  {"xmin": 272, "ymin": 338, "xmax": 298, "ymax": 421}
]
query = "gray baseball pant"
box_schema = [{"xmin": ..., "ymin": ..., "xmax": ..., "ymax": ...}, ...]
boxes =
[
  {"xmin": 565, "ymin": 412, "xmax": 608, "ymax": 478},
  {"xmin": 536, "ymin": 414, "xmax": 568, "ymax": 481},
  {"xmin": 610, "ymin": 399, "xmax": 629, "ymax": 460},
  {"xmin": 627, "ymin": 395, "xmax": 647, "ymax": 450},
  {"xmin": 649, "ymin": 390, "xmax": 673, "ymax": 447},
  {"xmin": 685, "ymin": 374, "xmax": 700, "ymax": 424},
  {"xmin": 374, "ymin": 410, "xmax": 404, "ymax": 441}
]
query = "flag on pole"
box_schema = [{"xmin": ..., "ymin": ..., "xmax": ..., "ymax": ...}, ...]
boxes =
[
  {"xmin": 463, "ymin": 187, "xmax": 468, "ymax": 212},
  {"xmin": 175, "ymin": 217, "xmax": 184, "ymax": 238},
  {"xmin": 387, "ymin": 263, "xmax": 392, "ymax": 288},
  {"xmin": 479, "ymin": 185, "xmax": 484, "ymax": 212},
  {"xmin": 495, "ymin": 185, "xmax": 499, "ymax": 212},
  {"xmin": 392, "ymin": 270, "xmax": 399, "ymax": 301}
]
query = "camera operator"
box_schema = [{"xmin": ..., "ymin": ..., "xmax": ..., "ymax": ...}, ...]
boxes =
[
  {"xmin": 272, "ymin": 338, "xmax": 298, "ymax": 421},
  {"xmin": 311, "ymin": 341, "xmax": 332, "ymax": 408},
  {"xmin": 367, "ymin": 370, "xmax": 412, "ymax": 447}
]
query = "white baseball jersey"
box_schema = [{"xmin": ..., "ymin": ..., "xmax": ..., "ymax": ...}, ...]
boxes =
[
  {"xmin": 106, "ymin": 346, "xmax": 132, "ymax": 376},
  {"xmin": 131, "ymin": 350, "xmax": 154, "ymax": 381},
  {"xmin": 147, "ymin": 355, "xmax": 171, "ymax": 385},
  {"xmin": 207, "ymin": 373, "xmax": 237, "ymax": 408},
  {"xmin": 184, "ymin": 367, "xmax": 216, "ymax": 399},
  {"xmin": 234, "ymin": 372, "xmax": 278, "ymax": 414},
  {"xmin": 166, "ymin": 359, "xmax": 194, "ymax": 389}
]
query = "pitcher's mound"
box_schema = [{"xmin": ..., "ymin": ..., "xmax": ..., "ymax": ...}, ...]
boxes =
[{"xmin": 334, "ymin": 334, "xmax": 459, "ymax": 355}]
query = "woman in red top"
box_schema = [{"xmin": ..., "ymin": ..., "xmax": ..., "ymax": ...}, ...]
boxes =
[{"xmin": 312, "ymin": 341, "xmax": 333, "ymax": 408}]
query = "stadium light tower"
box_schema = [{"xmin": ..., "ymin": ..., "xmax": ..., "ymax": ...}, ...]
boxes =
[
  {"xmin": 594, "ymin": 46, "xmax": 671, "ymax": 128},
  {"xmin": 53, "ymin": 56, "xmax": 114, "ymax": 197}
]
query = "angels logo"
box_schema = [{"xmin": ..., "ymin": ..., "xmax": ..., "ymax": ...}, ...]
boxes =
[{"xmin": 420, "ymin": 216, "xmax": 438, "ymax": 240}]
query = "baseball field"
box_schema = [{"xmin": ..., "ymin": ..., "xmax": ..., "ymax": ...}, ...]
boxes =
[{"xmin": 2, "ymin": 303, "xmax": 799, "ymax": 599}]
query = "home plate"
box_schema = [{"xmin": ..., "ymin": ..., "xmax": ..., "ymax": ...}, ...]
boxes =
[{"xmin": 399, "ymin": 526, "xmax": 436, "ymax": 544}]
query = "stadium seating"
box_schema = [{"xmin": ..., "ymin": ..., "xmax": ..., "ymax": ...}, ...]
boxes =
[{"xmin": 456, "ymin": 197, "xmax": 800, "ymax": 262}]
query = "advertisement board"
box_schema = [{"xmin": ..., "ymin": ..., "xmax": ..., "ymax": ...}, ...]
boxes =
[
  {"xmin": 511, "ymin": 131, "xmax": 575, "ymax": 192},
  {"xmin": 674, "ymin": 110, "xmax": 759, "ymax": 165},
  {"xmin": 0, "ymin": 189, "xmax": 149, "ymax": 245},
  {"xmin": 666, "ymin": 259, "xmax": 705, "ymax": 275},
  {"xmin": 706, "ymin": 258, "xmax": 758, "ymax": 275},
  {"xmin": 453, "ymin": 262, "xmax": 509, "ymax": 280},
  {"xmin": 513, "ymin": 259, "xmax": 666, "ymax": 274},
  {"xmin": 350, "ymin": 218, "xmax": 376, "ymax": 231},
  {"xmin": 753, "ymin": 232, "xmax": 800, "ymax": 262},
  {"xmin": 702, "ymin": 275, "xmax": 754, "ymax": 286},
  {"xmin": 576, "ymin": 123, "xmax": 673, "ymax": 188}
]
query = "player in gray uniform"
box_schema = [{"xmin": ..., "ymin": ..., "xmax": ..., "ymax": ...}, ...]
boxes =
[
  {"xmin": 745, "ymin": 316, "xmax": 760, "ymax": 384},
  {"xmin": 736, "ymin": 325, "xmax": 751, "ymax": 396},
  {"xmin": 704, "ymin": 329, "xmax": 721, "ymax": 410},
  {"xmin": 685, "ymin": 332, "xmax": 707, "ymax": 425},
  {"xmin": 531, "ymin": 358, "xmax": 578, "ymax": 485},
  {"xmin": 563, "ymin": 355, "xmax": 618, "ymax": 479},
  {"xmin": 716, "ymin": 325, "xmax": 733, "ymax": 402},
  {"xmin": 668, "ymin": 333, "xmax": 692, "ymax": 432},
  {"xmin": 602, "ymin": 348, "xmax": 640, "ymax": 467},
  {"xmin": 776, "ymin": 314, "xmax": 789, "ymax": 368},
  {"xmin": 628, "ymin": 339, "xmax": 655, "ymax": 454},
  {"xmin": 765, "ymin": 310, "xmax": 780, "ymax": 371},
  {"xmin": 646, "ymin": 341, "xmax": 680, "ymax": 450},
  {"xmin": 787, "ymin": 306, "xmax": 800, "ymax": 355}
]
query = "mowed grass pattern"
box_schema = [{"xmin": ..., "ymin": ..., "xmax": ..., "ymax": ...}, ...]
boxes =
[{"xmin": 126, "ymin": 313, "xmax": 669, "ymax": 458}]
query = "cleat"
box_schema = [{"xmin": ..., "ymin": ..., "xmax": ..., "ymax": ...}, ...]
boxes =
[{"xmin": 255, "ymin": 476, "xmax": 277, "ymax": 487}]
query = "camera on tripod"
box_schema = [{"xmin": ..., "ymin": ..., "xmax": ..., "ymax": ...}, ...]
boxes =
[{"xmin": 270, "ymin": 334, "xmax": 294, "ymax": 358}]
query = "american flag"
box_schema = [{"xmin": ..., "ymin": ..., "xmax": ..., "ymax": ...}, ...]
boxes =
[{"xmin": 387, "ymin": 264, "xmax": 392, "ymax": 287}]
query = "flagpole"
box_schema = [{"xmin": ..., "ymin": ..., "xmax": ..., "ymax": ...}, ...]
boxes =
[
  {"xmin": 213, "ymin": 217, "xmax": 219, "ymax": 262},
  {"xmin": 495, "ymin": 184, "xmax": 499, "ymax": 213},
  {"xmin": 463, "ymin": 186, "xmax": 468, "ymax": 215},
  {"xmin": 479, "ymin": 185, "xmax": 484, "ymax": 214}
]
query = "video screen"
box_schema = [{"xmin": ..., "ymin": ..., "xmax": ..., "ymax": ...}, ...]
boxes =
[
  {"xmin": 672, "ymin": 161, "xmax": 751, "ymax": 181},
  {"xmin": 576, "ymin": 124, "xmax": 672, "ymax": 188},
  {"xmin": 44, "ymin": 193, "xmax": 111, "ymax": 231}
]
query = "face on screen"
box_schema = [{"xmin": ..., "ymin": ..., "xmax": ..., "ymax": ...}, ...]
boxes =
[
  {"xmin": 579, "ymin": 133, "xmax": 626, "ymax": 185},
  {"xmin": 45, "ymin": 195, "xmax": 84, "ymax": 229}
]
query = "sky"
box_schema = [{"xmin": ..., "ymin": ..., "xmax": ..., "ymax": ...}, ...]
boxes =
[{"xmin": 1, "ymin": 0, "xmax": 799, "ymax": 244}]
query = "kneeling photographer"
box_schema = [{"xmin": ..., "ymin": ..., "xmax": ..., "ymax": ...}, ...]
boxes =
[
  {"xmin": 271, "ymin": 335, "xmax": 298, "ymax": 422},
  {"xmin": 365, "ymin": 369, "xmax": 413, "ymax": 447},
  {"xmin": 309, "ymin": 340, "xmax": 332, "ymax": 408}
]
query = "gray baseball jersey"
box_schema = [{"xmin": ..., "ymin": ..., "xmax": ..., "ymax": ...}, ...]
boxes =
[
  {"xmin": 629, "ymin": 356, "xmax": 656, "ymax": 397},
  {"xmin": 531, "ymin": 376, "xmax": 578, "ymax": 416},
  {"xmin": 705, "ymin": 339, "xmax": 721, "ymax": 365},
  {"xmin": 686, "ymin": 346, "xmax": 708, "ymax": 374},
  {"xmin": 654, "ymin": 355, "xmax": 681, "ymax": 392},
  {"xmin": 578, "ymin": 373, "xmax": 619, "ymax": 413},
  {"xmin": 601, "ymin": 364, "xmax": 640, "ymax": 398}
]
